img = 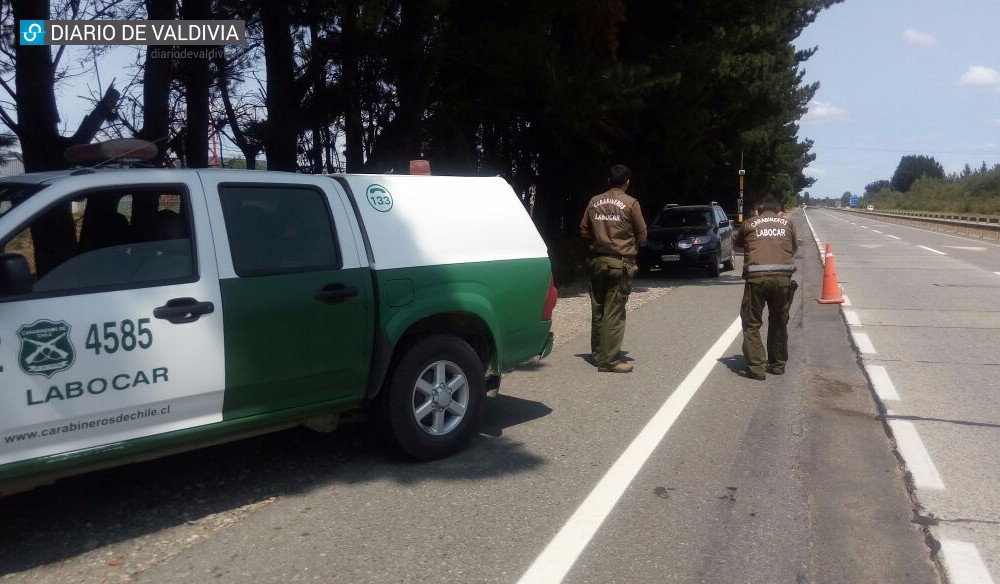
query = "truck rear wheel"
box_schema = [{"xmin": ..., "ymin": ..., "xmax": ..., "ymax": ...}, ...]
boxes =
[{"xmin": 382, "ymin": 334, "xmax": 485, "ymax": 461}]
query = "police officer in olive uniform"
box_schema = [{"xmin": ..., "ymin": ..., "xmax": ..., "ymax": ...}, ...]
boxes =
[
  {"xmin": 734, "ymin": 196, "xmax": 798, "ymax": 380},
  {"xmin": 579, "ymin": 165, "xmax": 648, "ymax": 373}
]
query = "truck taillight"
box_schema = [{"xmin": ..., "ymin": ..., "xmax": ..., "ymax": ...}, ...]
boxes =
[{"xmin": 542, "ymin": 277, "xmax": 558, "ymax": 321}]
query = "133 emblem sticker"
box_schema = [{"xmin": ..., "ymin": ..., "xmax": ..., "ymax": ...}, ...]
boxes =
[
  {"xmin": 17, "ymin": 320, "xmax": 75, "ymax": 378},
  {"xmin": 366, "ymin": 184, "xmax": 393, "ymax": 212}
]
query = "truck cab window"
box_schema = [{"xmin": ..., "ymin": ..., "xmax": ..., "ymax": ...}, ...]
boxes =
[{"xmin": 1, "ymin": 188, "xmax": 194, "ymax": 296}]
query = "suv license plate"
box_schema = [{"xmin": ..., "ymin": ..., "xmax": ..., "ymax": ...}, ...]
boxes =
[{"xmin": 661, "ymin": 254, "xmax": 680, "ymax": 261}]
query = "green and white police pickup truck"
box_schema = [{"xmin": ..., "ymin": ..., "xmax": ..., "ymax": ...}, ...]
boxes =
[{"xmin": 0, "ymin": 166, "xmax": 556, "ymax": 494}]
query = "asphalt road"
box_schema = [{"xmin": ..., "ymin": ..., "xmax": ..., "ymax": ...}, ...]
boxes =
[
  {"xmin": 1, "ymin": 211, "xmax": 945, "ymax": 584},
  {"xmin": 806, "ymin": 208, "xmax": 1000, "ymax": 584}
]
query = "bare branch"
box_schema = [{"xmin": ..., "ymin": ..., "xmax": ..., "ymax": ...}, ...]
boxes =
[
  {"xmin": 53, "ymin": 45, "xmax": 67, "ymax": 71},
  {"xmin": 0, "ymin": 104, "xmax": 18, "ymax": 134},
  {"xmin": 0, "ymin": 76, "xmax": 16, "ymax": 101},
  {"xmin": 111, "ymin": 111, "xmax": 138, "ymax": 136},
  {"xmin": 71, "ymin": 84, "xmax": 121, "ymax": 144},
  {"xmin": 0, "ymin": 43, "xmax": 16, "ymax": 64}
]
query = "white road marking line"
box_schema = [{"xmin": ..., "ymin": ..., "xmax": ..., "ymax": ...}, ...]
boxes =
[
  {"xmin": 844, "ymin": 310, "xmax": 861, "ymax": 326},
  {"xmin": 865, "ymin": 365, "xmax": 900, "ymax": 401},
  {"xmin": 860, "ymin": 225, "xmax": 868, "ymax": 229},
  {"xmin": 938, "ymin": 540, "xmax": 997, "ymax": 584},
  {"xmin": 887, "ymin": 235, "xmax": 901, "ymax": 240},
  {"xmin": 886, "ymin": 420, "xmax": 946, "ymax": 490},
  {"xmin": 872, "ymin": 230, "xmax": 882, "ymax": 234},
  {"xmin": 995, "ymin": 272, "xmax": 1000, "ymax": 276},
  {"xmin": 919, "ymin": 245, "xmax": 947, "ymax": 255},
  {"xmin": 804, "ymin": 213, "xmax": 828, "ymax": 265},
  {"xmin": 944, "ymin": 246, "xmax": 987, "ymax": 251},
  {"xmin": 851, "ymin": 331, "xmax": 876, "ymax": 354},
  {"xmin": 864, "ymin": 217, "xmax": 1000, "ymax": 248},
  {"xmin": 517, "ymin": 318, "xmax": 743, "ymax": 584},
  {"xmin": 803, "ymin": 209, "xmax": 822, "ymax": 248},
  {"xmin": 842, "ymin": 295, "xmax": 851, "ymax": 306}
]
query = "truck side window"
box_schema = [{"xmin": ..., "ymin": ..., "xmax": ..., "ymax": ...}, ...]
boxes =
[
  {"xmin": 1, "ymin": 188, "xmax": 194, "ymax": 296},
  {"xmin": 219, "ymin": 185, "xmax": 340, "ymax": 276}
]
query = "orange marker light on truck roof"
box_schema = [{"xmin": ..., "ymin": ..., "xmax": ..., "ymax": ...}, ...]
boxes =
[{"xmin": 64, "ymin": 139, "xmax": 157, "ymax": 166}]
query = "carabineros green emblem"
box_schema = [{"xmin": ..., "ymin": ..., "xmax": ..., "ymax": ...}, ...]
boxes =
[{"xmin": 18, "ymin": 319, "xmax": 75, "ymax": 378}]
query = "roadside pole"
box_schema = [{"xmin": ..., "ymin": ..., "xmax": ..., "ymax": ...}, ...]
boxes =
[{"xmin": 738, "ymin": 167, "xmax": 746, "ymax": 224}]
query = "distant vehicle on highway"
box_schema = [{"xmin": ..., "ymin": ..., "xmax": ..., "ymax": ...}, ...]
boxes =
[
  {"xmin": 638, "ymin": 202, "xmax": 735, "ymax": 277},
  {"xmin": 867, "ymin": 204, "xmax": 874, "ymax": 211}
]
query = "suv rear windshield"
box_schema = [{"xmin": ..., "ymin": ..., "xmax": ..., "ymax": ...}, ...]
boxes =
[
  {"xmin": 653, "ymin": 209, "xmax": 712, "ymax": 228},
  {"xmin": 0, "ymin": 183, "xmax": 47, "ymax": 219}
]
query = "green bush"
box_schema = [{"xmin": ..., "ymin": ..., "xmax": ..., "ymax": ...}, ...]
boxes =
[{"xmin": 867, "ymin": 169, "xmax": 1000, "ymax": 217}]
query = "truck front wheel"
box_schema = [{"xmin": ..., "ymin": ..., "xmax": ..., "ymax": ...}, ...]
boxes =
[{"xmin": 382, "ymin": 334, "xmax": 486, "ymax": 460}]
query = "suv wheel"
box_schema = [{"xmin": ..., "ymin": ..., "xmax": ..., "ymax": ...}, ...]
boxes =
[
  {"xmin": 722, "ymin": 249, "xmax": 736, "ymax": 272},
  {"xmin": 707, "ymin": 251, "xmax": 721, "ymax": 278}
]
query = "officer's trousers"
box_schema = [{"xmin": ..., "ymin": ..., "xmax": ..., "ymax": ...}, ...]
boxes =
[
  {"xmin": 740, "ymin": 275, "xmax": 792, "ymax": 376},
  {"xmin": 589, "ymin": 256, "xmax": 633, "ymax": 368}
]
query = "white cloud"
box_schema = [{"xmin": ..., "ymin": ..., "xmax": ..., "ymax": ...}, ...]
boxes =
[
  {"xmin": 804, "ymin": 167, "xmax": 827, "ymax": 177},
  {"xmin": 992, "ymin": 119, "xmax": 1000, "ymax": 126},
  {"xmin": 980, "ymin": 142, "xmax": 999, "ymax": 151},
  {"xmin": 958, "ymin": 66, "xmax": 1000, "ymax": 91},
  {"xmin": 903, "ymin": 29, "xmax": 937, "ymax": 47},
  {"xmin": 802, "ymin": 101, "xmax": 848, "ymax": 124}
]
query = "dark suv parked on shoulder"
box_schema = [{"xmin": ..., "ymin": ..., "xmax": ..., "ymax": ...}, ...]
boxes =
[{"xmin": 637, "ymin": 202, "xmax": 735, "ymax": 277}]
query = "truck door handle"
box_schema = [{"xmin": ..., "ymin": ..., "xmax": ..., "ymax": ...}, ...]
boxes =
[
  {"xmin": 314, "ymin": 283, "xmax": 359, "ymax": 303},
  {"xmin": 154, "ymin": 297, "xmax": 215, "ymax": 324}
]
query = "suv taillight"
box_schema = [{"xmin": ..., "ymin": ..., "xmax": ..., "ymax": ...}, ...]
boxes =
[{"xmin": 542, "ymin": 277, "xmax": 558, "ymax": 321}]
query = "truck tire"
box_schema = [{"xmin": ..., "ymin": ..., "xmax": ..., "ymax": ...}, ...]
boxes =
[{"xmin": 382, "ymin": 334, "xmax": 486, "ymax": 461}]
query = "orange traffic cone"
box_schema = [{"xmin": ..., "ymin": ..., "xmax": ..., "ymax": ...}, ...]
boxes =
[{"xmin": 817, "ymin": 243, "xmax": 845, "ymax": 304}]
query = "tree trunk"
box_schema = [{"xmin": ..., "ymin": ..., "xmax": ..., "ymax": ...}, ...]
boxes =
[
  {"xmin": 11, "ymin": 0, "xmax": 66, "ymax": 172},
  {"xmin": 363, "ymin": 0, "xmax": 437, "ymax": 172},
  {"xmin": 341, "ymin": 0, "xmax": 365, "ymax": 172},
  {"xmin": 216, "ymin": 57, "xmax": 261, "ymax": 170},
  {"xmin": 307, "ymin": 22, "xmax": 325, "ymax": 174},
  {"xmin": 262, "ymin": 1, "xmax": 298, "ymax": 171},
  {"xmin": 11, "ymin": 0, "xmax": 118, "ymax": 276},
  {"xmin": 180, "ymin": 0, "xmax": 212, "ymax": 168},
  {"xmin": 137, "ymin": 0, "xmax": 177, "ymax": 165}
]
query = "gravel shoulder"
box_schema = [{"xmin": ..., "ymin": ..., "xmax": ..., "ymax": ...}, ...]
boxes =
[{"xmin": 549, "ymin": 276, "xmax": 676, "ymax": 348}]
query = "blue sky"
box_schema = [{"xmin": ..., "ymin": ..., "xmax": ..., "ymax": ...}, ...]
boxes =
[{"xmin": 794, "ymin": 0, "xmax": 1000, "ymax": 198}]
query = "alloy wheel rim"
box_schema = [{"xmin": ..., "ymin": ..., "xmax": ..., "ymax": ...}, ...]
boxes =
[{"xmin": 411, "ymin": 360, "xmax": 469, "ymax": 436}]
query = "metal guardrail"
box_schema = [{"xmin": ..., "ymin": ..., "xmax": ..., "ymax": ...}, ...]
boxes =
[{"xmin": 830, "ymin": 208, "xmax": 1000, "ymax": 241}]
